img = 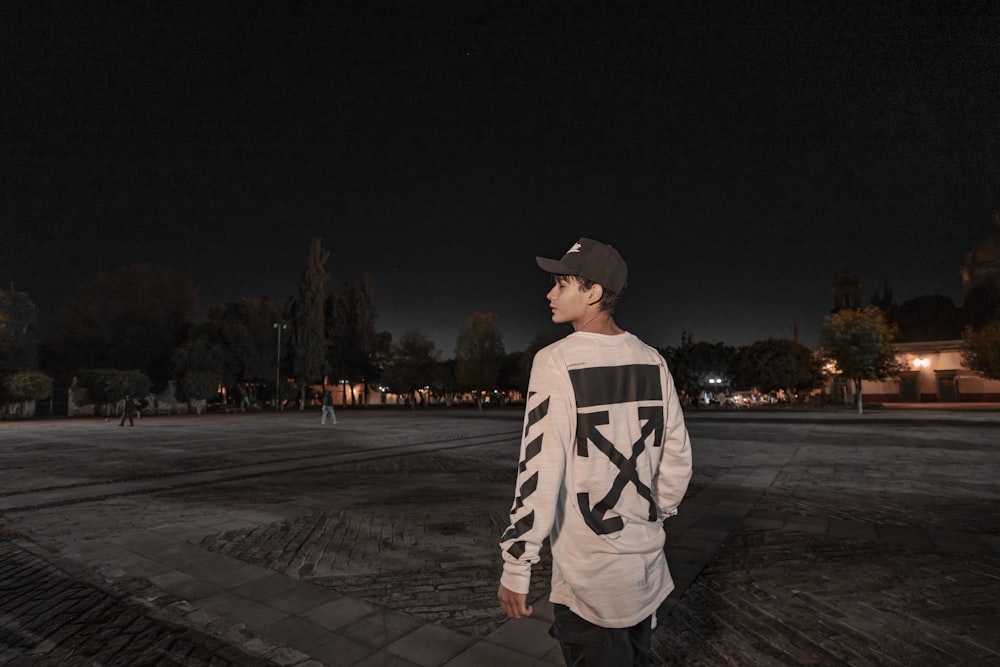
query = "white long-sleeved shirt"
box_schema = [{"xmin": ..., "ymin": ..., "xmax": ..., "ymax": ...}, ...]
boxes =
[{"xmin": 500, "ymin": 331, "xmax": 693, "ymax": 628}]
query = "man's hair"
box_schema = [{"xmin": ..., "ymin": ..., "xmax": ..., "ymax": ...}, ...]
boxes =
[{"xmin": 557, "ymin": 275, "xmax": 622, "ymax": 313}]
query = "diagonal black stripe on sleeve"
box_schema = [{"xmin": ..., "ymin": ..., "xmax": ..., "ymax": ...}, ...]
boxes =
[
  {"xmin": 519, "ymin": 435, "xmax": 543, "ymax": 472},
  {"xmin": 501, "ymin": 510, "xmax": 535, "ymax": 543},
  {"xmin": 569, "ymin": 365, "xmax": 662, "ymax": 408},
  {"xmin": 523, "ymin": 396, "xmax": 550, "ymax": 438},
  {"xmin": 512, "ymin": 471, "xmax": 539, "ymax": 511},
  {"xmin": 506, "ymin": 540, "xmax": 527, "ymax": 559}
]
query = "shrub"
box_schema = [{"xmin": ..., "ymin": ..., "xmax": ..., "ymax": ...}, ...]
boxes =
[
  {"xmin": 77, "ymin": 368, "xmax": 152, "ymax": 401},
  {"xmin": 3, "ymin": 371, "xmax": 53, "ymax": 401}
]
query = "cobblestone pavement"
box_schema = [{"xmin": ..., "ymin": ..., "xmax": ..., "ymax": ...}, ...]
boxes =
[
  {"xmin": 0, "ymin": 534, "xmax": 276, "ymax": 666},
  {"xmin": 653, "ymin": 412, "xmax": 1000, "ymax": 666},
  {"xmin": 1, "ymin": 408, "xmax": 999, "ymax": 665}
]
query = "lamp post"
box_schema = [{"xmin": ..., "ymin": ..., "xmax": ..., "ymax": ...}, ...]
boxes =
[{"xmin": 273, "ymin": 322, "xmax": 287, "ymax": 411}]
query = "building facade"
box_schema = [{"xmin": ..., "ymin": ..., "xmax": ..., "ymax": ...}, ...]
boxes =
[
  {"xmin": 829, "ymin": 218, "xmax": 1000, "ymax": 404},
  {"xmin": 843, "ymin": 340, "xmax": 1000, "ymax": 404}
]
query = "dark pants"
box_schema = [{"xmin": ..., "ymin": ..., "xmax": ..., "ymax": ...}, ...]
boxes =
[{"xmin": 550, "ymin": 603, "xmax": 653, "ymax": 666}]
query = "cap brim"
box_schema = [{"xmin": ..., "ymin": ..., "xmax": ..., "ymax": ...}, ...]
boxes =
[{"xmin": 536, "ymin": 256, "xmax": 575, "ymax": 276}]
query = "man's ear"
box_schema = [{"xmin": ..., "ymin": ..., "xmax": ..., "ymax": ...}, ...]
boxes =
[{"xmin": 589, "ymin": 284, "xmax": 603, "ymax": 305}]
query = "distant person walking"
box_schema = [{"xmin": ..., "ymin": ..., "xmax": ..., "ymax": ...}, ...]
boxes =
[
  {"xmin": 119, "ymin": 394, "xmax": 137, "ymax": 427},
  {"xmin": 320, "ymin": 390, "xmax": 337, "ymax": 425}
]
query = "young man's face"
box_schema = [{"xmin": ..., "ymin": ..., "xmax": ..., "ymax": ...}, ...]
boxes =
[{"xmin": 546, "ymin": 275, "xmax": 593, "ymax": 327}]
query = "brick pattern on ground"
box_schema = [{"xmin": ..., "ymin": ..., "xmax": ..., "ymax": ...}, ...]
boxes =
[
  {"xmin": 655, "ymin": 525, "xmax": 1000, "ymax": 665},
  {"xmin": 5, "ymin": 412, "xmax": 997, "ymax": 666},
  {"xmin": 195, "ymin": 448, "xmax": 715, "ymax": 640},
  {"xmin": 649, "ymin": 426, "xmax": 1000, "ymax": 666},
  {"xmin": 198, "ymin": 507, "xmax": 553, "ymax": 638},
  {"xmin": 0, "ymin": 537, "xmax": 278, "ymax": 667}
]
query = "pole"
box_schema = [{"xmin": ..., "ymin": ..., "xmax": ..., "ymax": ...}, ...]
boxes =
[{"xmin": 274, "ymin": 322, "xmax": 287, "ymax": 411}]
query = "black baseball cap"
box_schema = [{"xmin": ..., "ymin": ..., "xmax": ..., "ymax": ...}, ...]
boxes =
[{"xmin": 536, "ymin": 237, "xmax": 628, "ymax": 293}]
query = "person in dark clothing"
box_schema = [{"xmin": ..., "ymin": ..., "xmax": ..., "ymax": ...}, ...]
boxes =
[
  {"xmin": 321, "ymin": 390, "xmax": 338, "ymax": 425},
  {"xmin": 120, "ymin": 394, "xmax": 137, "ymax": 427}
]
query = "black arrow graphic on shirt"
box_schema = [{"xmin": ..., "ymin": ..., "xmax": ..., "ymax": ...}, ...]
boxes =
[{"xmin": 576, "ymin": 406, "xmax": 664, "ymax": 535}]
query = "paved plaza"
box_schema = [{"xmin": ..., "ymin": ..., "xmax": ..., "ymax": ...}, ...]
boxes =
[{"xmin": 1, "ymin": 407, "xmax": 998, "ymax": 666}]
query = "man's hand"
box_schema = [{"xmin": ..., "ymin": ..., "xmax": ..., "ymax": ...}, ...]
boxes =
[{"xmin": 498, "ymin": 584, "xmax": 533, "ymax": 619}]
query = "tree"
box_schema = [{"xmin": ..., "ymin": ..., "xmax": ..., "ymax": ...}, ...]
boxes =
[
  {"xmin": 292, "ymin": 238, "xmax": 329, "ymax": 409},
  {"xmin": 663, "ymin": 340, "xmax": 735, "ymax": 404},
  {"xmin": 820, "ymin": 306, "xmax": 900, "ymax": 414},
  {"xmin": 517, "ymin": 325, "xmax": 572, "ymax": 394},
  {"xmin": 78, "ymin": 368, "xmax": 152, "ymax": 404},
  {"xmin": 496, "ymin": 351, "xmax": 525, "ymax": 404},
  {"xmin": 428, "ymin": 358, "xmax": 459, "ymax": 406},
  {"xmin": 1, "ymin": 370, "xmax": 52, "ymax": 419},
  {"xmin": 327, "ymin": 282, "xmax": 362, "ymax": 404},
  {"xmin": 962, "ymin": 322, "xmax": 1000, "ymax": 380},
  {"xmin": 0, "ymin": 288, "xmax": 39, "ymax": 375},
  {"xmin": 207, "ymin": 297, "xmax": 285, "ymax": 407},
  {"xmin": 382, "ymin": 331, "xmax": 438, "ymax": 407},
  {"xmin": 455, "ymin": 312, "xmax": 506, "ymax": 410},
  {"xmin": 964, "ymin": 285, "xmax": 1000, "ymax": 330},
  {"xmin": 733, "ymin": 338, "xmax": 825, "ymax": 403},
  {"xmin": 371, "ymin": 330, "xmax": 393, "ymax": 392},
  {"xmin": 172, "ymin": 329, "xmax": 225, "ymax": 402},
  {"xmin": 42, "ymin": 264, "xmax": 198, "ymax": 387},
  {"xmin": 358, "ymin": 272, "xmax": 379, "ymax": 405},
  {"xmin": 3, "ymin": 371, "xmax": 53, "ymax": 401},
  {"xmin": 319, "ymin": 272, "xmax": 383, "ymax": 406}
]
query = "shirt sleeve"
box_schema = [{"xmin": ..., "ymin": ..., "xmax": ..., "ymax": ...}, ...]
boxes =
[
  {"xmin": 499, "ymin": 348, "xmax": 570, "ymax": 595},
  {"xmin": 655, "ymin": 365, "xmax": 693, "ymax": 519}
]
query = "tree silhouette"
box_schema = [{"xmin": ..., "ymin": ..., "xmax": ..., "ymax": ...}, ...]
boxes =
[
  {"xmin": 663, "ymin": 340, "xmax": 735, "ymax": 403},
  {"xmin": 455, "ymin": 312, "xmax": 506, "ymax": 410},
  {"xmin": 733, "ymin": 338, "xmax": 824, "ymax": 402},
  {"xmin": 0, "ymin": 287, "xmax": 38, "ymax": 376},
  {"xmin": 292, "ymin": 238, "xmax": 329, "ymax": 409},
  {"xmin": 43, "ymin": 264, "xmax": 197, "ymax": 388},
  {"xmin": 383, "ymin": 330, "xmax": 437, "ymax": 408},
  {"xmin": 962, "ymin": 322, "xmax": 1000, "ymax": 380},
  {"xmin": 820, "ymin": 306, "xmax": 900, "ymax": 414},
  {"xmin": 208, "ymin": 297, "xmax": 285, "ymax": 408}
]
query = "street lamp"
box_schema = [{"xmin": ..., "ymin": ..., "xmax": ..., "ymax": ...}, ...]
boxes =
[{"xmin": 273, "ymin": 322, "xmax": 287, "ymax": 411}]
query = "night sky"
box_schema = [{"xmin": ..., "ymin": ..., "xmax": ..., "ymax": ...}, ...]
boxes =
[{"xmin": 4, "ymin": 2, "xmax": 1000, "ymax": 354}]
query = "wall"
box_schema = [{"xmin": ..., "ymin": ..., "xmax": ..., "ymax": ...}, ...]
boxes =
[{"xmin": 847, "ymin": 340, "xmax": 1000, "ymax": 403}]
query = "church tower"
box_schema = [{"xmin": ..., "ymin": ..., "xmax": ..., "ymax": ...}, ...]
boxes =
[
  {"xmin": 831, "ymin": 271, "xmax": 861, "ymax": 313},
  {"xmin": 962, "ymin": 213, "xmax": 1000, "ymax": 328},
  {"xmin": 962, "ymin": 212, "xmax": 1000, "ymax": 295}
]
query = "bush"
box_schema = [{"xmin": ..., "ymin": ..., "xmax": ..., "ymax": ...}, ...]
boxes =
[
  {"xmin": 77, "ymin": 368, "xmax": 152, "ymax": 401},
  {"xmin": 3, "ymin": 371, "xmax": 53, "ymax": 401},
  {"xmin": 179, "ymin": 370, "xmax": 220, "ymax": 402}
]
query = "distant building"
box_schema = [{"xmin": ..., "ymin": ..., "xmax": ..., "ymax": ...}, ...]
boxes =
[
  {"xmin": 961, "ymin": 213, "xmax": 1000, "ymax": 328},
  {"xmin": 893, "ymin": 295, "xmax": 962, "ymax": 342},
  {"xmin": 961, "ymin": 212, "xmax": 1000, "ymax": 295},
  {"xmin": 831, "ymin": 271, "xmax": 862, "ymax": 312},
  {"xmin": 858, "ymin": 340, "xmax": 1000, "ymax": 404},
  {"xmin": 827, "ymin": 218, "xmax": 1000, "ymax": 403}
]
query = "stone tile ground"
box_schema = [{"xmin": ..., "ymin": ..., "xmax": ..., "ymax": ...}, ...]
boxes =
[{"xmin": 1, "ymin": 409, "xmax": 998, "ymax": 665}]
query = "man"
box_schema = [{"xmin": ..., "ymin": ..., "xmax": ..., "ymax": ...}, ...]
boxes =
[
  {"xmin": 499, "ymin": 237, "xmax": 693, "ymax": 665},
  {"xmin": 320, "ymin": 389, "xmax": 337, "ymax": 425},
  {"xmin": 119, "ymin": 394, "xmax": 136, "ymax": 427}
]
